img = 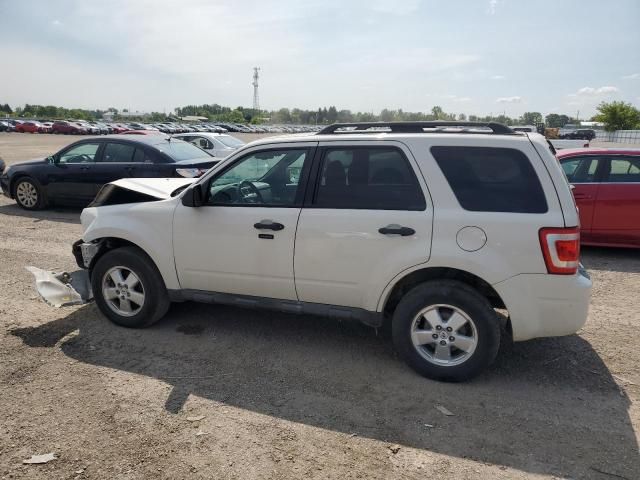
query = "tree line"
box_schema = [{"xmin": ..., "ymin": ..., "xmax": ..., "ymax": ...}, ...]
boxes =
[{"xmin": 2, "ymin": 101, "xmax": 639, "ymax": 131}]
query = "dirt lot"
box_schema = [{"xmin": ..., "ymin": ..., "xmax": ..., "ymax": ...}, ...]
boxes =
[{"xmin": 0, "ymin": 132, "xmax": 639, "ymax": 480}]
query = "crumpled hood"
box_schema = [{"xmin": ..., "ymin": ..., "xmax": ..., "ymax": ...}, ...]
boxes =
[{"xmin": 107, "ymin": 177, "xmax": 196, "ymax": 199}]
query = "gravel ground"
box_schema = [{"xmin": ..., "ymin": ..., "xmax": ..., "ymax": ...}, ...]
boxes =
[{"xmin": 0, "ymin": 132, "xmax": 639, "ymax": 480}]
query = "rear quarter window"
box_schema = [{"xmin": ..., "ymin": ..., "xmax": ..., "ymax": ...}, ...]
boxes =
[{"xmin": 431, "ymin": 146, "xmax": 548, "ymax": 213}]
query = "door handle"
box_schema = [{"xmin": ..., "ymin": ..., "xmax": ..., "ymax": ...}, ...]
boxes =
[
  {"xmin": 378, "ymin": 225, "xmax": 415, "ymax": 236},
  {"xmin": 573, "ymin": 193, "xmax": 592, "ymax": 200},
  {"xmin": 253, "ymin": 220, "xmax": 285, "ymax": 231},
  {"xmin": 80, "ymin": 166, "xmax": 91, "ymax": 171}
]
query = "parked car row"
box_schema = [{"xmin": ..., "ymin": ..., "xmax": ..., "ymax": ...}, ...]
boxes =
[{"xmin": 1, "ymin": 118, "xmax": 323, "ymax": 135}]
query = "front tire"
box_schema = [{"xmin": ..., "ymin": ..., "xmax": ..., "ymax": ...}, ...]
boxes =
[
  {"xmin": 91, "ymin": 247, "xmax": 170, "ymax": 328},
  {"xmin": 392, "ymin": 280, "xmax": 500, "ymax": 381},
  {"xmin": 14, "ymin": 177, "xmax": 46, "ymax": 210}
]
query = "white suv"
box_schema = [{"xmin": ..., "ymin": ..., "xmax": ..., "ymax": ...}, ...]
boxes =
[{"xmin": 73, "ymin": 122, "xmax": 591, "ymax": 381}]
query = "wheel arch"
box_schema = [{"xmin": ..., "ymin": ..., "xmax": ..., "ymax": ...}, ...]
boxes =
[
  {"xmin": 380, "ymin": 266, "xmax": 507, "ymax": 320},
  {"xmin": 87, "ymin": 238, "xmax": 166, "ymax": 286}
]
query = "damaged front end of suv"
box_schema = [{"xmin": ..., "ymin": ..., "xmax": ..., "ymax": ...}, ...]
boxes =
[{"xmin": 28, "ymin": 177, "xmax": 194, "ymax": 307}]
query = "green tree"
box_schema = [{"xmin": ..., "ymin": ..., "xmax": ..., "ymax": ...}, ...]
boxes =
[
  {"xmin": 337, "ymin": 109, "xmax": 353, "ymax": 123},
  {"xmin": 520, "ymin": 112, "xmax": 543, "ymax": 125},
  {"xmin": 274, "ymin": 108, "xmax": 291, "ymax": 124},
  {"xmin": 431, "ymin": 106, "xmax": 444, "ymax": 119},
  {"xmin": 222, "ymin": 109, "xmax": 245, "ymax": 123},
  {"xmin": 380, "ymin": 108, "xmax": 395, "ymax": 122},
  {"xmin": 594, "ymin": 101, "xmax": 640, "ymax": 131},
  {"xmin": 545, "ymin": 113, "xmax": 570, "ymax": 128}
]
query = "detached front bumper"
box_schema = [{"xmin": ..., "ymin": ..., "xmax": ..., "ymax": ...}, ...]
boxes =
[{"xmin": 26, "ymin": 266, "xmax": 93, "ymax": 307}]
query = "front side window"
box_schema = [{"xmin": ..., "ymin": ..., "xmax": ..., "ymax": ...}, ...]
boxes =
[
  {"xmin": 58, "ymin": 143, "xmax": 101, "ymax": 164},
  {"xmin": 560, "ymin": 156, "xmax": 599, "ymax": 183},
  {"xmin": 431, "ymin": 146, "xmax": 548, "ymax": 213},
  {"xmin": 606, "ymin": 157, "xmax": 640, "ymax": 183},
  {"xmin": 103, "ymin": 143, "xmax": 136, "ymax": 163},
  {"xmin": 314, "ymin": 147, "xmax": 426, "ymax": 210},
  {"xmin": 207, "ymin": 149, "xmax": 309, "ymax": 206}
]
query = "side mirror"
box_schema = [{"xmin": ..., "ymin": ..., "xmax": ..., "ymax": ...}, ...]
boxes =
[
  {"xmin": 181, "ymin": 184, "xmax": 204, "ymax": 207},
  {"xmin": 47, "ymin": 156, "xmax": 57, "ymax": 164}
]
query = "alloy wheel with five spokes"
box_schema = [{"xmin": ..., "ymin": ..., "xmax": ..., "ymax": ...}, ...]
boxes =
[
  {"xmin": 102, "ymin": 266, "xmax": 146, "ymax": 317},
  {"xmin": 410, "ymin": 304, "xmax": 478, "ymax": 367}
]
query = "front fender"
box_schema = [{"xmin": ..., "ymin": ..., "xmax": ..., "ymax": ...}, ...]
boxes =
[{"xmin": 81, "ymin": 200, "xmax": 180, "ymax": 289}]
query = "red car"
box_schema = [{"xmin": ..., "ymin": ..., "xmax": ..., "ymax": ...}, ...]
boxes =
[
  {"xmin": 51, "ymin": 121, "xmax": 86, "ymax": 134},
  {"xmin": 15, "ymin": 121, "xmax": 42, "ymax": 133},
  {"xmin": 558, "ymin": 148, "xmax": 640, "ymax": 248}
]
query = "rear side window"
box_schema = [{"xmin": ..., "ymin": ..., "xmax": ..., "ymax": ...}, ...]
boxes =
[
  {"xmin": 431, "ymin": 146, "xmax": 548, "ymax": 213},
  {"xmin": 314, "ymin": 147, "xmax": 426, "ymax": 210},
  {"xmin": 103, "ymin": 143, "xmax": 135, "ymax": 163},
  {"xmin": 133, "ymin": 148, "xmax": 153, "ymax": 163},
  {"xmin": 560, "ymin": 156, "xmax": 599, "ymax": 182},
  {"xmin": 606, "ymin": 157, "xmax": 640, "ymax": 183}
]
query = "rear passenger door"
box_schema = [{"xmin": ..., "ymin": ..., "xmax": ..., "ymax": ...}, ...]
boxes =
[
  {"xmin": 591, "ymin": 156, "xmax": 640, "ymax": 246},
  {"xmin": 560, "ymin": 155, "xmax": 602, "ymax": 237},
  {"xmin": 93, "ymin": 142, "xmax": 141, "ymax": 195},
  {"xmin": 294, "ymin": 143, "xmax": 432, "ymax": 311}
]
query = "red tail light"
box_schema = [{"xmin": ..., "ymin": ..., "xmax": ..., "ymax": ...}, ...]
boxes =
[{"xmin": 539, "ymin": 227, "xmax": 580, "ymax": 275}]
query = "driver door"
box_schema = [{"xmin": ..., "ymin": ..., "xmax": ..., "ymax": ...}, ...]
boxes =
[
  {"xmin": 46, "ymin": 141, "xmax": 104, "ymax": 204},
  {"xmin": 173, "ymin": 143, "xmax": 317, "ymax": 300}
]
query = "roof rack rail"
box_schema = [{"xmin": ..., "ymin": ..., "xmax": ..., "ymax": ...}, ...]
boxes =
[{"xmin": 317, "ymin": 121, "xmax": 515, "ymax": 135}]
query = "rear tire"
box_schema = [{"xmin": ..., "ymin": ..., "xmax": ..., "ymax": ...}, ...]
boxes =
[
  {"xmin": 91, "ymin": 247, "xmax": 170, "ymax": 328},
  {"xmin": 392, "ymin": 280, "xmax": 500, "ymax": 381}
]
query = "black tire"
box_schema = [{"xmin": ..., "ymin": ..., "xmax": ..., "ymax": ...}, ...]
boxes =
[
  {"xmin": 392, "ymin": 280, "xmax": 500, "ymax": 382},
  {"xmin": 91, "ymin": 246, "xmax": 170, "ymax": 328},
  {"xmin": 13, "ymin": 177, "xmax": 47, "ymax": 210}
]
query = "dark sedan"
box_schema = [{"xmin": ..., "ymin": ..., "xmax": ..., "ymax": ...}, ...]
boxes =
[{"xmin": 0, "ymin": 135, "xmax": 220, "ymax": 210}]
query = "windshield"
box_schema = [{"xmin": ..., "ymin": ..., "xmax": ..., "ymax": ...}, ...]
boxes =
[
  {"xmin": 217, "ymin": 135, "xmax": 245, "ymax": 148},
  {"xmin": 156, "ymin": 140, "xmax": 211, "ymax": 161}
]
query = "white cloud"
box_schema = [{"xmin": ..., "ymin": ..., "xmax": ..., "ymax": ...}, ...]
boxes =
[
  {"xmin": 371, "ymin": 0, "xmax": 421, "ymax": 15},
  {"xmin": 569, "ymin": 86, "xmax": 619, "ymax": 97},
  {"xmin": 490, "ymin": 75, "xmax": 505, "ymax": 80},
  {"xmin": 51, "ymin": 19, "xmax": 61, "ymax": 26},
  {"xmin": 622, "ymin": 73, "xmax": 640, "ymax": 80},
  {"xmin": 487, "ymin": 0, "xmax": 500, "ymax": 15},
  {"xmin": 425, "ymin": 93, "xmax": 472, "ymax": 103},
  {"xmin": 496, "ymin": 96, "xmax": 522, "ymax": 103}
]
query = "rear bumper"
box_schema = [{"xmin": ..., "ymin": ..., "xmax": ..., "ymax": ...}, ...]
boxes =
[{"xmin": 493, "ymin": 269, "xmax": 592, "ymax": 341}]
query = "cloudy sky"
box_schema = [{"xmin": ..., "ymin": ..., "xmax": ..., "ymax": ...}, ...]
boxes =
[{"xmin": 1, "ymin": 0, "xmax": 639, "ymax": 118}]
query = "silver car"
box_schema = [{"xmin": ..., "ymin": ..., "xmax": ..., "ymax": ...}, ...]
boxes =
[{"xmin": 173, "ymin": 132, "xmax": 246, "ymax": 158}]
